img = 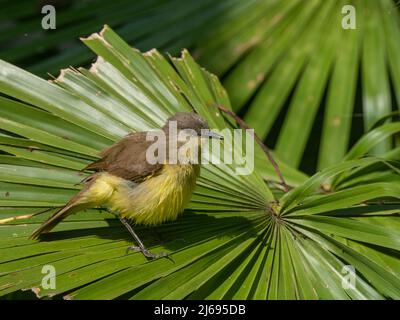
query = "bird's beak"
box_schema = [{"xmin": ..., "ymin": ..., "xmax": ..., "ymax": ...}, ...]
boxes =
[{"xmin": 202, "ymin": 130, "xmax": 224, "ymax": 140}]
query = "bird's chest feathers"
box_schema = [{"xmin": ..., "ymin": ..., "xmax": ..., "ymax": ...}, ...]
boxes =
[{"xmin": 109, "ymin": 164, "xmax": 200, "ymax": 225}]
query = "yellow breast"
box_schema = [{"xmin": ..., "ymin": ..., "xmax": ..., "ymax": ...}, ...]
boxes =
[{"xmin": 102, "ymin": 164, "xmax": 200, "ymax": 225}]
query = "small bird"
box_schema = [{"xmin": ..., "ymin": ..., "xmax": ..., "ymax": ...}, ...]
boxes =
[{"xmin": 29, "ymin": 112, "xmax": 222, "ymax": 259}]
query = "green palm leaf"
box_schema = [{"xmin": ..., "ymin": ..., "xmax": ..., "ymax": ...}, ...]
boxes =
[
  {"xmin": 0, "ymin": 26, "xmax": 399, "ymax": 300},
  {"xmin": 2, "ymin": 0, "xmax": 399, "ymax": 170}
]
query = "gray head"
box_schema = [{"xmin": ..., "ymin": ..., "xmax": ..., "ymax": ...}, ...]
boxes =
[{"xmin": 163, "ymin": 112, "xmax": 222, "ymax": 139}]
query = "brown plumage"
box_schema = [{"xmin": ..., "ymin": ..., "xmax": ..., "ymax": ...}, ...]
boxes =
[{"xmin": 82, "ymin": 132, "xmax": 164, "ymax": 182}]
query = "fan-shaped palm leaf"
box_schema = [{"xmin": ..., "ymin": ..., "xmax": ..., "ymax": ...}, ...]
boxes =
[
  {"xmin": 2, "ymin": 1, "xmax": 399, "ymax": 170},
  {"xmin": 0, "ymin": 26, "xmax": 399, "ymax": 299}
]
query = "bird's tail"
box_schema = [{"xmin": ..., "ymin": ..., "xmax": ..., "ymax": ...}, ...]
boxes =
[
  {"xmin": 29, "ymin": 173, "xmax": 105, "ymax": 239},
  {"xmin": 29, "ymin": 190, "xmax": 90, "ymax": 240},
  {"xmin": 29, "ymin": 204, "xmax": 87, "ymax": 240},
  {"xmin": 0, "ymin": 173, "xmax": 108, "ymax": 240}
]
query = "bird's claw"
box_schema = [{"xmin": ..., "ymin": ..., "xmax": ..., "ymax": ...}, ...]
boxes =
[{"xmin": 126, "ymin": 245, "xmax": 168, "ymax": 260}]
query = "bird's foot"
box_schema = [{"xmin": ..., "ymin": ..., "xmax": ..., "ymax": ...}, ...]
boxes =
[{"xmin": 126, "ymin": 245, "xmax": 168, "ymax": 260}]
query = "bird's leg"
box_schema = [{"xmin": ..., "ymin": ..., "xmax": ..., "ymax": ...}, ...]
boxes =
[{"xmin": 118, "ymin": 217, "xmax": 168, "ymax": 260}]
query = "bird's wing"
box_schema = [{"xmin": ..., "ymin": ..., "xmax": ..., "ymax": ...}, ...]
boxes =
[{"xmin": 83, "ymin": 131, "xmax": 163, "ymax": 182}]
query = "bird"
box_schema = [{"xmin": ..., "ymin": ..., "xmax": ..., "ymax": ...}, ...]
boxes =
[{"xmin": 29, "ymin": 112, "xmax": 223, "ymax": 259}]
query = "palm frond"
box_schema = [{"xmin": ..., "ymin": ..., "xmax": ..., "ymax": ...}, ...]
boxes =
[
  {"xmin": 0, "ymin": 26, "xmax": 399, "ymax": 299},
  {"xmin": 2, "ymin": 1, "xmax": 399, "ymax": 170}
]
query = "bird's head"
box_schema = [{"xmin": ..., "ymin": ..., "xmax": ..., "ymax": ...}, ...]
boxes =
[{"xmin": 162, "ymin": 112, "xmax": 223, "ymax": 140}]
